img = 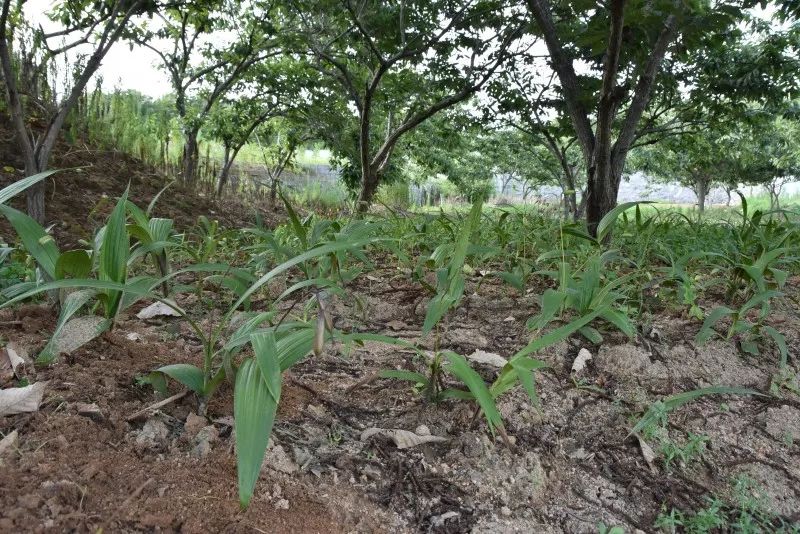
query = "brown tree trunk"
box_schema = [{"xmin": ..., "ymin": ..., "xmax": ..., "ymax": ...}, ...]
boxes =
[
  {"xmin": 216, "ymin": 144, "xmax": 232, "ymax": 196},
  {"xmin": 182, "ymin": 129, "xmax": 199, "ymax": 185},
  {"xmin": 356, "ymin": 168, "xmax": 379, "ymax": 213},
  {"xmin": 695, "ymin": 175, "xmax": 709, "ymax": 214},
  {"xmin": 25, "ymin": 163, "xmax": 46, "ymax": 224}
]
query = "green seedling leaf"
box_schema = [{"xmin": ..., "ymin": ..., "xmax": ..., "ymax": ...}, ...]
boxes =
[
  {"xmin": 0, "ymin": 170, "xmax": 57, "ymax": 205},
  {"xmin": 444, "ymin": 351, "xmax": 503, "ymax": 435},
  {"xmin": 234, "ymin": 358, "xmax": 279, "ymax": 508},
  {"xmin": 156, "ymin": 364, "xmax": 206, "ymax": 394}
]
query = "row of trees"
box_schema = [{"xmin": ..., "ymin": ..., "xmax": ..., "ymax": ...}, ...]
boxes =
[{"xmin": 1, "ymin": 0, "xmax": 799, "ymax": 232}]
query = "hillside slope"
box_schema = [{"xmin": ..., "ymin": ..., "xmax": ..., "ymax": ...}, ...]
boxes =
[{"xmin": 0, "ymin": 117, "xmax": 281, "ymax": 247}]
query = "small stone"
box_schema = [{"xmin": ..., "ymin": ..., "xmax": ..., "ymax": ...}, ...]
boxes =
[
  {"xmin": 263, "ymin": 439, "xmax": 298, "ymax": 474},
  {"xmin": 184, "ymin": 413, "xmax": 207, "ymax": 437},
  {"xmin": 136, "ymin": 417, "xmax": 170, "ymax": 450},
  {"xmin": 274, "ymin": 498, "xmax": 290, "ymax": 510},
  {"xmin": 500, "ymin": 506, "xmax": 512, "ymax": 517},
  {"xmin": 17, "ymin": 493, "xmax": 41, "ymax": 509},
  {"xmin": 76, "ymin": 402, "xmax": 104, "ymax": 423},
  {"xmin": 191, "ymin": 425, "xmax": 219, "ymax": 458}
]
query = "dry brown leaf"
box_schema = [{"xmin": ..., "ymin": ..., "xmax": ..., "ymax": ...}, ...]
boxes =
[
  {"xmin": 136, "ymin": 301, "xmax": 183, "ymax": 319},
  {"xmin": 360, "ymin": 427, "xmax": 448, "ymax": 449},
  {"xmin": 637, "ymin": 435, "xmax": 658, "ymax": 473},
  {"xmin": 0, "ymin": 381, "xmax": 48, "ymax": 417}
]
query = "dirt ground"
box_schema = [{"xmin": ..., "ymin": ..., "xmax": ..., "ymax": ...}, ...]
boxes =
[{"xmin": 1, "ymin": 266, "xmax": 799, "ymax": 533}]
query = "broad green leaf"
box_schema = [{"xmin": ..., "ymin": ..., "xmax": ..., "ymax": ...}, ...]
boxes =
[
  {"xmin": 763, "ymin": 326, "xmax": 788, "ymax": 367},
  {"xmin": 0, "ymin": 170, "xmax": 57, "ymax": 205},
  {"xmin": 695, "ymin": 306, "xmax": 735, "ymax": 344},
  {"xmin": 596, "ymin": 201, "xmax": 654, "ymax": 243},
  {"xmin": 0, "ymin": 203, "xmax": 60, "ymax": 279},
  {"xmin": 251, "ymin": 331, "xmax": 281, "ymax": 400},
  {"xmin": 37, "ymin": 289, "xmax": 99, "ymax": 363},
  {"xmin": 157, "ymin": 364, "xmax": 206, "ymax": 394},
  {"xmin": 234, "ymin": 358, "xmax": 279, "ymax": 508},
  {"xmin": 55, "ymin": 250, "xmax": 92, "ymax": 279},
  {"xmin": 98, "ymin": 188, "xmax": 130, "ymax": 318}
]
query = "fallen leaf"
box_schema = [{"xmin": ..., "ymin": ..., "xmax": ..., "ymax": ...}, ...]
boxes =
[
  {"xmin": 1, "ymin": 343, "xmax": 28, "ymax": 384},
  {"xmin": 55, "ymin": 316, "xmax": 106, "ymax": 355},
  {"xmin": 571, "ymin": 348, "xmax": 593, "ymax": 373},
  {"xmin": 503, "ymin": 316, "xmax": 515, "ymax": 322},
  {"xmin": 637, "ymin": 435, "xmax": 658, "ymax": 473},
  {"xmin": 360, "ymin": 427, "xmax": 448, "ymax": 449},
  {"xmin": 0, "ymin": 381, "xmax": 48, "ymax": 417},
  {"xmin": 136, "ymin": 301, "xmax": 183, "ymax": 320},
  {"xmin": 466, "ymin": 349, "xmax": 508, "ymax": 368}
]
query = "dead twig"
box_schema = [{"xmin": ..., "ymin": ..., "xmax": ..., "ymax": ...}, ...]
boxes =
[{"xmin": 125, "ymin": 390, "xmax": 189, "ymax": 422}]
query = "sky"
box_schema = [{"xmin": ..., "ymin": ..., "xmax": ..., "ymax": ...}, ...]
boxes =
[{"xmin": 26, "ymin": 0, "xmax": 171, "ymax": 97}]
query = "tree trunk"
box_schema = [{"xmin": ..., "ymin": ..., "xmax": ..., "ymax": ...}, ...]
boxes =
[
  {"xmin": 585, "ymin": 163, "xmax": 622, "ymax": 237},
  {"xmin": 181, "ymin": 128, "xmax": 199, "ymax": 185},
  {"xmin": 25, "ymin": 163, "xmax": 46, "ymax": 224},
  {"xmin": 356, "ymin": 168, "xmax": 379, "ymax": 213},
  {"xmin": 695, "ymin": 175, "xmax": 708, "ymax": 214},
  {"xmin": 216, "ymin": 144, "xmax": 232, "ymax": 196}
]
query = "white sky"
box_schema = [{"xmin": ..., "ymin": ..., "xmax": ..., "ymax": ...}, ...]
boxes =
[{"xmin": 27, "ymin": 0, "xmax": 171, "ymax": 97}]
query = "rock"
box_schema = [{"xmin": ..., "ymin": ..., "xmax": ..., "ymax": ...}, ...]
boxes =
[
  {"xmin": 446, "ymin": 328, "xmax": 489, "ymax": 349},
  {"xmin": 184, "ymin": 413, "xmax": 207, "ymax": 437},
  {"xmin": 191, "ymin": 425, "xmax": 218, "ymax": 458},
  {"xmin": 76, "ymin": 402, "xmax": 104, "ymax": 423},
  {"xmin": 136, "ymin": 417, "xmax": 170, "ymax": 450},
  {"xmin": 274, "ymin": 498, "xmax": 290, "ymax": 510},
  {"xmin": 263, "ymin": 439, "xmax": 298, "ymax": 474},
  {"xmin": 137, "ymin": 301, "xmax": 183, "ymax": 319},
  {"xmin": 500, "ymin": 506, "xmax": 512, "ymax": 517},
  {"xmin": 766, "ymin": 405, "xmax": 800, "ymax": 443},
  {"xmin": 571, "ymin": 348, "xmax": 592, "ymax": 373}
]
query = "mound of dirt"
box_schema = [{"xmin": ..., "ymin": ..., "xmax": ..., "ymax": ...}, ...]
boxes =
[{"xmin": 0, "ymin": 116, "xmax": 283, "ymax": 246}]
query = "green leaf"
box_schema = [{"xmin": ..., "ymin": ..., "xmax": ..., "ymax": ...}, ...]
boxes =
[
  {"xmin": 0, "ymin": 203, "xmax": 60, "ymax": 279},
  {"xmin": 55, "ymin": 250, "xmax": 92, "ymax": 279},
  {"xmin": 37, "ymin": 289, "xmax": 100, "ymax": 363},
  {"xmin": 98, "ymin": 188, "xmax": 130, "ymax": 318},
  {"xmin": 444, "ymin": 351, "xmax": 503, "ymax": 435},
  {"xmin": 695, "ymin": 306, "xmax": 735, "ymax": 344},
  {"xmin": 251, "ymin": 331, "xmax": 281, "ymax": 401},
  {"xmin": 630, "ymin": 386, "xmax": 761, "ymax": 437},
  {"xmin": 0, "ymin": 170, "xmax": 57, "ymax": 205},
  {"xmin": 596, "ymin": 201, "xmax": 654, "ymax": 243},
  {"xmin": 156, "ymin": 364, "xmax": 206, "ymax": 394},
  {"xmin": 763, "ymin": 326, "xmax": 788, "ymax": 367},
  {"xmin": 234, "ymin": 358, "xmax": 279, "ymax": 508}
]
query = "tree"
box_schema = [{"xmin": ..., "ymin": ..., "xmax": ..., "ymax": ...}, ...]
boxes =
[
  {"xmin": 290, "ymin": 0, "xmax": 525, "ymax": 212},
  {"xmin": 0, "ymin": 0, "xmax": 154, "ymax": 222},
  {"xmin": 133, "ymin": 0, "xmax": 283, "ymax": 184},
  {"xmin": 524, "ymin": 0, "xmax": 799, "ymax": 236},
  {"xmin": 629, "ymin": 115, "xmax": 800, "ymax": 212}
]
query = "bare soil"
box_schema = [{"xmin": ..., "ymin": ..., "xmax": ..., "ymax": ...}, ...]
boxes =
[{"xmin": 1, "ymin": 269, "xmax": 799, "ymax": 533}]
